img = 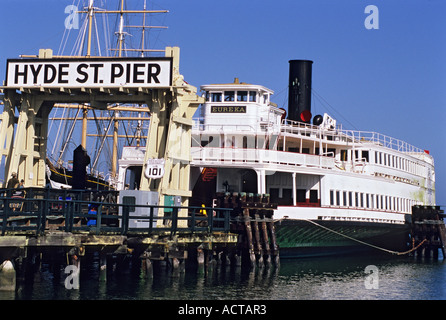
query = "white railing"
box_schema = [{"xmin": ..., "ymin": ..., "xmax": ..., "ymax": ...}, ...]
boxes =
[
  {"xmin": 337, "ymin": 130, "xmax": 425, "ymax": 154},
  {"xmin": 191, "ymin": 147, "xmax": 335, "ymax": 170},
  {"xmin": 280, "ymin": 118, "xmax": 425, "ymax": 154}
]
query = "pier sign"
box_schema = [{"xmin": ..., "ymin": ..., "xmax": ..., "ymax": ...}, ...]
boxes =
[{"xmin": 5, "ymin": 57, "xmax": 172, "ymax": 88}]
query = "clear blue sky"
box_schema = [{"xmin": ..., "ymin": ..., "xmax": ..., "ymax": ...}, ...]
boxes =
[{"xmin": 1, "ymin": 0, "xmax": 445, "ymax": 205}]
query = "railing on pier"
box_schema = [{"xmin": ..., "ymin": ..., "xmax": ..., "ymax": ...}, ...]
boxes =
[{"xmin": 0, "ymin": 188, "xmax": 232, "ymax": 236}]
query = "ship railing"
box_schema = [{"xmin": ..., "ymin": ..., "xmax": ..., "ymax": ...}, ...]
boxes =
[
  {"xmin": 338, "ymin": 130, "xmax": 425, "ymax": 154},
  {"xmin": 280, "ymin": 119, "xmax": 425, "ymax": 154},
  {"xmin": 191, "ymin": 147, "xmax": 335, "ymax": 169},
  {"xmin": 0, "ymin": 188, "xmax": 233, "ymax": 236}
]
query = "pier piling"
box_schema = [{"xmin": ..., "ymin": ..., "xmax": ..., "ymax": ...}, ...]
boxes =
[
  {"xmin": 215, "ymin": 192, "xmax": 279, "ymax": 270},
  {"xmin": 411, "ymin": 205, "xmax": 446, "ymax": 259}
]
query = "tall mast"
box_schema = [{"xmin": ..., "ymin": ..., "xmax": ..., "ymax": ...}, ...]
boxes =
[
  {"xmin": 86, "ymin": 0, "xmax": 94, "ymax": 58},
  {"xmin": 118, "ymin": 0, "xmax": 125, "ymax": 57},
  {"xmin": 112, "ymin": 0, "xmax": 125, "ymax": 179},
  {"xmin": 82, "ymin": 0, "xmax": 95, "ymax": 150},
  {"xmin": 75, "ymin": 0, "xmax": 168, "ymax": 180}
]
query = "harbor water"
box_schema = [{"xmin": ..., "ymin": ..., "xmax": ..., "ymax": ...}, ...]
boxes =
[{"xmin": 2, "ymin": 252, "xmax": 446, "ymax": 301}]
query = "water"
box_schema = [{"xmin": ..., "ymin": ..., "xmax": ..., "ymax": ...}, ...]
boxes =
[{"xmin": 2, "ymin": 252, "xmax": 446, "ymax": 302}]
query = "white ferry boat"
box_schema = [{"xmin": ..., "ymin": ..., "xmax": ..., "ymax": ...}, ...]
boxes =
[
  {"xmin": 111, "ymin": 55, "xmax": 436, "ymax": 258},
  {"xmin": 185, "ymin": 60, "xmax": 436, "ymax": 258}
]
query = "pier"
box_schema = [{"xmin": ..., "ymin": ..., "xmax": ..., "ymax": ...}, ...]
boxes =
[
  {"xmin": 0, "ymin": 188, "xmax": 278, "ymax": 291},
  {"xmin": 411, "ymin": 205, "xmax": 446, "ymax": 259}
]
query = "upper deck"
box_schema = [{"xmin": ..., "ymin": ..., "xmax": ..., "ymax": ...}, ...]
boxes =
[
  {"xmin": 192, "ymin": 80, "xmax": 435, "ymax": 182},
  {"xmin": 195, "ymin": 80, "xmax": 432, "ymax": 159}
]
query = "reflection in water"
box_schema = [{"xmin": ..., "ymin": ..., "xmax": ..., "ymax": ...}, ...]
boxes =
[{"xmin": 7, "ymin": 252, "xmax": 446, "ymax": 300}]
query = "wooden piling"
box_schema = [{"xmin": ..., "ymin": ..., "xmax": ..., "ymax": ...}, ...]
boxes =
[
  {"xmin": 215, "ymin": 192, "xmax": 278, "ymax": 270},
  {"xmin": 411, "ymin": 205, "xmax": 446, "ymax": 259},
  {"xmin": 243, "ymin": 207, "xmax": 256, "ymax": 268},
  {"xmin": 252, "ymin": 211, "xmax": 263, "ymax": 266},
  {"xmin": 260, "ymin": 211, "xmax": 271, "ymax": 265}
]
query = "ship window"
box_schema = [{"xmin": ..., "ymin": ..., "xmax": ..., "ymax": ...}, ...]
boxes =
[
  {"xmin": 211, "ymin": 92, "xmax": 222, "ymax": 102},
  {"xmin": 237, "ymin": 91, "xmax": 248, "ymax": 102},
  {"xmin": 249, "ymin": 91, "xmax": 256, "ymax": 102},
  {"xmin": 310, "ymin": 190, "xmax": 318, "ymax": 203},
  {"xmin": 348, "ymin": 192, "xmax": 353, "ymax": 207},
  {"xmin": 343, "ymin": 191, "xmax": 347, "ymax": 206},
  {"xmin": 330, "ymin": 190, "xmax": 334, "ymax": 206},
  {"xmin": 341, "ymin": 150, "xmax": 348, "ymax": 161},
  {"xmin": 205, "ymin": 91, "xmax": 210, "ymax": 101},
  {"xmin": 224, "ymin": 91, "xmax": 235, "ymax": 101},
  {"xmin": 263, "ymin": 94, "xmax": 268, "ymax": 104},
  {"xmin": 281, "ymin": 189, "xmax": 293, "ymax": 205},
  {"xmin": 297, "ymin": 189, "xmax": 306, "ymax": 203},
  {"xmin": 125, "ymin": 166, "xmax": 142, "ymax": 190},
  {"xmin": 201, "ymin": 136, "xmax": 214, "ymax": 147},
  {"xmin": 327, "ymin": 148, "xmax": 336, "ymax": 157},
  {"xmin": 362, "ymin": 151, "xmax": 369, "ymax": 162},
  {"xmin": 270, "ymin": 188, "xmax": 279, "ymax": 204}
]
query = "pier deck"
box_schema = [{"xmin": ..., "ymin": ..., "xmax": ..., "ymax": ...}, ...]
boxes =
[{"xmin": 0, "ymin": 188, "xmax": 277, "ymax": 290}]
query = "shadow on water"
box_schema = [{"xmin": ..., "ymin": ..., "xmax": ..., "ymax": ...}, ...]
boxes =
[{"xmin": 5, "ymin": 251, "xmax": 446, "ymax": 300}]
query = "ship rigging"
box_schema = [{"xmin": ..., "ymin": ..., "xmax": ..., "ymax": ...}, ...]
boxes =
[{"xmin": 43, "ymin": 0, "xmax": 169, "ymax": 189}]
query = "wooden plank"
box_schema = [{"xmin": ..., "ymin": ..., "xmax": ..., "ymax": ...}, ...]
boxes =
[{"xmin": 438, "ymin": 223, "xmax": 446, "ymax": 258}]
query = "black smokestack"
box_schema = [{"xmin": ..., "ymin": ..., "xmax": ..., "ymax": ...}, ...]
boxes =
[{"xmin": 288, "ymin": 60, "xmax": 313, "ymax": 123}]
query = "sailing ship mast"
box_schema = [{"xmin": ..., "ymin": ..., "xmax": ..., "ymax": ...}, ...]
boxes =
[{"xmin": 48, "ymin": 0, "xmax": 168, "ymax": 185}]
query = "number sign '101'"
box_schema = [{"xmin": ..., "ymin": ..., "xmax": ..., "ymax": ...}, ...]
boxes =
[{"xmin": 144, "ymin": 159, "xmax": 165, "ymax": 179}]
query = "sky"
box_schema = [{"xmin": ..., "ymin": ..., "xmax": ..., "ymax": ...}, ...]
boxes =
[{"xmin": 0, "ymin": 0, "xmax": 445, "ymax": 205}]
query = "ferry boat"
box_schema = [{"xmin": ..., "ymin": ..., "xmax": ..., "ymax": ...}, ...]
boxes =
[
  {"xmin": 184, "ymin": 60, "xmax": 436, "ymax": 258},
  {"xmin": 32, "ymin": 1, "xmax": 435, "ymax": 258}
]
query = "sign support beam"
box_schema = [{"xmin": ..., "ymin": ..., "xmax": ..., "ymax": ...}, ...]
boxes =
[{"xmin": 0, "ymin": 47, "xmax": 203, "ymax": 223}]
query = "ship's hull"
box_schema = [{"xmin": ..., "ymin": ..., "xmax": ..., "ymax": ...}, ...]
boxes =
[
  {"xmin": 46, "ymin": 165, "xmax": 111, "ymax": 190},
  {"xmin": 274, "ymin": 218, "xmax": 411, "ymax": 258}
]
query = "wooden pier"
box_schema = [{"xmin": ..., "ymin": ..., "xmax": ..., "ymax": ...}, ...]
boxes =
[
  {"xmin": 215, "ymin": 192, "xmax": 279, "ymax": 268},
  {"xmin": 0, "ymin": 188, "xmax": 278, "ymax": 290},
  {"xmin": 411, "ymin": 205, "xmax": 446, "ymax": 258}
]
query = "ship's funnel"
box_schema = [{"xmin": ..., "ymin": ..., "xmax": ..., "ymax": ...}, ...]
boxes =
[{"xmin": 288, "ymin": 60, "xmax": 313, "ymax": 123}]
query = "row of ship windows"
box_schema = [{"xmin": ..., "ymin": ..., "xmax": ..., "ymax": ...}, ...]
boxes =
[
  {"xmin": 373, "ymin": 151, "xmax": 420, "ymax": 174},
  {"xmin": 329, "ymin": 189, "xmax": 418, "ymax": 213},
  {"xmin": 338, "ymin": 149, "xmax": 419, "ymax": 173},
  {"xmin": 204, "ymin": 91, "xmax": 269, "ymax": 103}
]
